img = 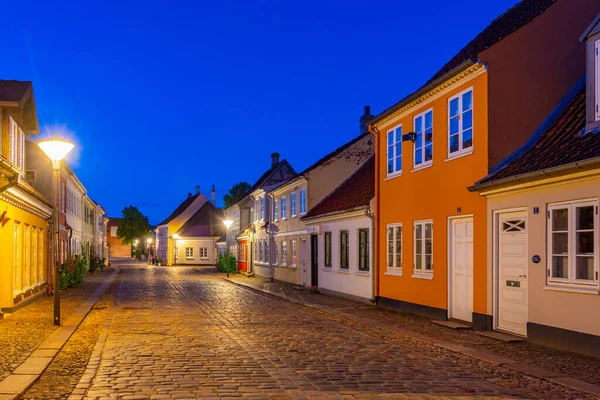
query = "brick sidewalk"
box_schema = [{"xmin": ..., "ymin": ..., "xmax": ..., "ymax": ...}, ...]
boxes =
[
  {"xmin": 0, "ymin": 268, "xmax": 118, "ymax": 382},
  {"xmin": 203, "ymin": 269, "xmax": 600, "ymax": 393}
]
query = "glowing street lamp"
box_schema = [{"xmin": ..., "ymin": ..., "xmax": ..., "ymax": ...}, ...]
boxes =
[
  {"xmin": 38, "ymin": 137, "xmax": 75, "ymax": 326},
  {"xmin": 222, "ymin": 220, "xmax": 233, "ymax": 278},
  {"xmin": 172, "ymin": 233, "xmax": 180, "ymax": 265}
]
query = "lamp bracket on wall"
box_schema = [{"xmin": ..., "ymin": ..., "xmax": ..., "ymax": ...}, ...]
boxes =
[{"xmin": 402, "ymin": 132, "xmax": 417, "ymax": 142}]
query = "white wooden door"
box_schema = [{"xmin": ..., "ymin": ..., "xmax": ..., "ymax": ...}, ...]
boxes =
[
  {"xmin": 497, "ymin": 212, "xmax": 528, "ymax": 336},
  {"xmin": 450, "ymin": 217, "xmax": 474, "ymax": 322},
  {"xmin": 301, "ymin": 239, "xmax": 307, "ymax": 287}
]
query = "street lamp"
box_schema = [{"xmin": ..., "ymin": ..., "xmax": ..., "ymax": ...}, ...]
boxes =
[
  {"xmin": 172, "ymin": 233, "xmax": 180, "ymax": 265},
  {"xmin": 38, "ymin": 137, "xmax": 75, "ymax": 326},
  {"xmin": 222, "ymin": 219, "xmax": 233, "ymax": 278}
]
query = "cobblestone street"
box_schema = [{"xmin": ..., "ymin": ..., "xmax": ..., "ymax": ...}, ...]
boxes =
[{"xmin": 18, "ymin": 264, "xmax": 588, "ymax": 400}]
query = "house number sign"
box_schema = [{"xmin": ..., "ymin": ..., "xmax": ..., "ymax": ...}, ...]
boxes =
[
  {"xmin": 506, "ymin": 280, "xmax": 521, "ymax": 287},
  {"xmin": 532, "ymin": 255, "xmax": 541, "ymax": 263}
]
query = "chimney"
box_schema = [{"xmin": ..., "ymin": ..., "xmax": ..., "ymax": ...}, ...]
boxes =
[
  {"xmin": 188, "ymin": 192, "xmax": 192, "ymax": 198},
  {"xmin": 211, "ymin": 185, "xmax": 216, "ymax": 205},
  {"xmin": 271, "ymin": 152, "xmax": 280, "ymax": 168},
  {"xmin": 359, "ymin": 105, "xmax": 374, "ymax": 135},
  {"xmin": 195, "ymin": 185, "xmax": 200, "ymax": 195}
]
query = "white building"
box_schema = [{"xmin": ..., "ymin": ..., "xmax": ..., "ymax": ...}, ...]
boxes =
[{"xmin": 66, "ymin": 166, "xmax": 86, "ymax": 256}]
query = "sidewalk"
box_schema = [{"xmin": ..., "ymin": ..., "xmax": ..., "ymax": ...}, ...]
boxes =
[
  {"xmin": 197, "ymin": 267, "xmax": 600, "ymax": 396},
  {"xmin": 0, "ymin": 267, "xmax": 118, "ymax": 385}
]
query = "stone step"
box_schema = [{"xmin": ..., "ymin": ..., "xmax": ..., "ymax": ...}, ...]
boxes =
[
  {"xmin": 432, "ymin": 320, "xmax": 472, "ymax": 330},
  {"xmin": 477, "ymin": 330, "xmax": 526, "ymax": 343}
]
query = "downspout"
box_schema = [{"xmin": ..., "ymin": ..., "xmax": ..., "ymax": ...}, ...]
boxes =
[
  {"xmin": 368, "ymin": 124, "xmax": 380, "ymax": 303},
  {"xmin": 268, "ymin": 193, "xmax": 274, "ymax": 282},
  {"xmin": 365, "ymin": 205, "xmax": 376, "ymax": 303}
]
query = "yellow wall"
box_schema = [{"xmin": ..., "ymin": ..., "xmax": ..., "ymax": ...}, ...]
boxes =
[
  {"xmin": 0, "ymin": 199, "xmax": 49, "ymax": 308},
  {"xmin": 376, "ymin": 72, "xmax": 489, "ymax": 314}
]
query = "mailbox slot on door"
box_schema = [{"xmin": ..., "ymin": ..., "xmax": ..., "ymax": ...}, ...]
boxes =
[{"xmin": 506, "ymin": 280, "xmax": 520, "ymax": 287}]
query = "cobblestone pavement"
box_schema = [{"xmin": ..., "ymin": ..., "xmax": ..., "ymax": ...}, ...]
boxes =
[
  {"xmin": 74, "ymin": 266, "xmax": 596, "ymax": 399},
  {"xmin": 0, "ymin": 268, "xmax": 116, "ymax": 382},
  {"xmin": 223, "ymin": 272, "xmax": 600, "ymax": 388}
]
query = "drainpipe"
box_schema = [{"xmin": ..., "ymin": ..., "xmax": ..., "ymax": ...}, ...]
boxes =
[
  {"xmin": 368, "ymin": 124, "xmax": 381, "ymax": 303},
  {"xmin": 365, "ymin": 205, "xmax": 376, "ymax": 303},
  {"xmin": 268, "ymin": 193, "xmax": 274, "ymax": 282}
]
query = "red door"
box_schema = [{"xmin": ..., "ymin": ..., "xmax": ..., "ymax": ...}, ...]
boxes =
[{"xmin": 238, "ymin": 240, "xmax": 248, "ymax": 272}]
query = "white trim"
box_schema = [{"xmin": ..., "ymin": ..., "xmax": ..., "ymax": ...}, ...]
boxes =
[
  {"xmin": 386, "ymin": 123, "xmax": 403, "ymax": 177},
  {"xmin": 413, "ymin": 219, "xmax": 433, "ymax": 275},
  {"xmin": 385, "ymin": 171, "xmax": 402, "ymax": 181},
  {"xmin": 384, "ymin": 270, "xmax": 403, "ymax": 277},
  {"xmin": 412, "ymin": 272, "xmax": 434, "ymax": 280},
  {"xmin": 445, "ymin": 149, "xmax": 473, "ymax": 162},
  {"xmin": 275, "ymin": 229, "xmax": 308, "ymax": 238},
  {"xmin": 447, "ymin": 214, "xmax": 474, "ymax": 321},
  {"xmin": 386, "ymin": 222, "xmax": 402, "ymax": 275},
  {"xmin": 447, "ymin": 86, "xmax": 474, "ymax": 158},
  {"xmin": 544, "ymin": 285, "xmax": 600, "ymax": 295},
  {"xmin": 413, "ymin": 108, "xmax": 434, "ymax": 170},
  {"xmin": 355, "ymin": 271, "xmax": 370, "ymax": 277}
]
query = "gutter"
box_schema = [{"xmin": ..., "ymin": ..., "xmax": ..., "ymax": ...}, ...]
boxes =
[
  {"xmin": 367, "ymin": 124, "xmax": 380, "ymax": 304},
  {"xmin": 365, "ymin": 204, "xmax": 376, "ymax": 303},
  {"xmin": 301, "ymin": 205, "xmax": 369, "ymax": 222},
  {"xmin": 469, "ymin": 156, "xmax": 600, "ymax": 193}
]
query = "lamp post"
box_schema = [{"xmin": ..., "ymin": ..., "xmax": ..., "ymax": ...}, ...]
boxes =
[
  {"xmin": 172, "ymin": 234, "xmax": 179, "ymax": 265},
  {"xmin": 147, "ymin": 238, "xmax": 153, "ymax": 264},
  {"xmin": 222, "ymin": 219, "xmax": 233, "ymax": 278},
  {"xmin": 38, "ymin": 137, "xmax": 75, "ymax": 326}
]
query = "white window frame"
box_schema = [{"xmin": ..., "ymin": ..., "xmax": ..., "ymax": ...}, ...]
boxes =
[
  {"xmin": 358, "ymin": 228, "xmax": 370, "ymax": 272},
  {"xmin": 281, "ymin": 196, "xmax": 287, "ymax": 220},
  {"xmin": 9, "ymin": 117, "xmax": 25, "ymax": 173},
  {"xmin": 273, "ymin": 240, "xmax": 278, "ymax": 265},
  {"xmin": 386, "ymin": 223, "xmax": 402, "ymax": 275},
  {"xmin": 413, "ymin": 220, "xmax": 433, "ymax": 278},
  {"xmin": 281, "ymin": 241, "xmax": 287, "ymax": 266},
  {"xmin": 324, "ymin": 231, "xmax": 332, "ymax": 268},
  {"xmin": 386, "ymin": 123, "xmax": 402, "ymax": 178},
  {"xmin": 596, "ymin": 40, "xmax": 600, "ymax": 121},
  {"xmin": 547, "ymin": 200, "xmax": 599, "ymax": 288},
  {"xmin": 290, "ymin": 192, "xmax": 297, "ymax": 217},
  {"xmin": 185, "ymin": 247, "xmax": 194, "ymax": 259},
  {"xmin": 260, "ymin": 196, "xmax": 265, "ymax": 221},
  {"xmin": 299, "ymin": 188, "xmax": 307, "ymax": 215},
  {"xmin": 200, "ymin": 247, "xmax": 208, "ymax": 259},
  {"xmin": 339, "ymin": 230, "xmax": 349, "ymax": 270},
  {"xmin": 291, "ymin": 240, "xmax": 297, "ymax": 267},
  {"xmin": 447, "ymin": 87, "xmax": 474, "ymax": 158},
  {"xmin": 413, "ymin": 108, "xmax": 433, "ymax": 170},
  {"xmin": 273, "ymin": 199, "xmax": 279, "ymax": 221}
]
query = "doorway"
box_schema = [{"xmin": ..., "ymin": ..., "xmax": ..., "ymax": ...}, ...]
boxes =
[{"xmin": 310, "ymin": 234, "xmax": 318, "ymax": 287}]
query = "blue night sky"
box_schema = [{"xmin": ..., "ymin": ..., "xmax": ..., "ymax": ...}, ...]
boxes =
[{"xmin": 1, "ymin": 0, "xmax": 518, "ymax": 225}]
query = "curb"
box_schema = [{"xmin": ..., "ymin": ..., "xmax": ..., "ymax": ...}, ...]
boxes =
[
  {"xmin": 0, "ymin": 268, "xmax": 120, "ymax": 400},
  {"xmin": 201, "ymin": 270, "xmax": 600, "ymax": 398}
]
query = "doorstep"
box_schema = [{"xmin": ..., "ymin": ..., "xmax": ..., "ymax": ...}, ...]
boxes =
[
  {"xmin": 432, "ymin": 320, "xmax": 472, "ymax": 330},
  {"xmin": 477, "ymin": 330, "xmax": 526, "ymax": 343}
]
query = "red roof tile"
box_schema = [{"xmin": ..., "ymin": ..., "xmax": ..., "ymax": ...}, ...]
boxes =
[
  {"xmin": 475, "ymin": 77, "xmax": 600, "ymax": 185},
  {"xmin": 302, "ymin": 156, "xmax": 374, "ymax": 219}
]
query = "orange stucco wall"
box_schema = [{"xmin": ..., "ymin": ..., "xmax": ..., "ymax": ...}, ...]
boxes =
[{"xmin": 376, "ymin": 72, "xmax": 489, "ymax": 314}]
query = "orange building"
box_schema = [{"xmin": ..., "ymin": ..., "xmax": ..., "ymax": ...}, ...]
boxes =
[
  {"xmin": 106, "ymin": 217, "xmax": 131, "ymax": 258},
  {"xmin": 370, "ymin": 0, "xmax": 600, "ymax": 330}
]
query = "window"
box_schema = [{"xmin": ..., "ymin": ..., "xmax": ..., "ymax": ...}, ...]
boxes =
[
  {"xmin": 299, "ymin": 188, "xmax": 307, "ymax": 215},
  {"xmin": 264, "ymin": 240, "xmax": 269, "ymax": 263},
  {"xmin": 185, "ymin": 247, "xmax": 194, "ymax": 259},
  {"xmin": 358, "ymin": 229, "xmax": 370, "ymax": 272},
  {"xmin": 340, "ymin": 230, "xmax": 349, "ymax": 269},
  {"xmin": 387, "ymin": 124, "xmax": 402, "ymax": 176},
  {"xmin": 387, "ymin": 224, "xmax": 402, "ymax": 272},
  {"xmin": 200, "ymin": 247, "xmax": 208, "ymax": 259},
  {"xmin": 259, "ymin": 239, "xmax": 264, "ymax": 262},
  {"xmin": 596, "ymin": 40, "xmax": 600, "ymax": 121},
  {"xmin": 32, "ymin": 227, "xmax": 38, "ymax": 285},
  {"xmin": 548, "ymin": 200, "xmax": 598, "ymax": 286},
  {"xmin": 281, "ymin": 196, "xmax": 287, "ymax": 219},
  {"xmin": 24, "ymin": 225, "xmax": 30, "ymax": 287},
  {"xmin": 290, "ymin": 240, "xmax": 297, "ymax": 266},
  {"xmin": 14, "ymin": 222, "xmax": 21, "ymax": 291},
  {"xmin": 273, "ymin": 199, "xmax": 279, "ymax": 221},
  {"xmin": 414, "ymin": 109, "xmax": 433, "ymax": 168},
  {"xmin": 324, "ymin": 232, "xmax": 332, "ymax": 267},
  {"xmin": 25, "ymin": 170, "xmax": 36, "ymax": 181},
  {"xmin": 414, "ymin": 220, "xmax": 433, "ymax": 274},
  {"xmin": 254, "ymin": 240, "xmax": 258, "ymax": 261},
  {"xmin": 260, "ymin": 197, "xmax": 265, "ymax": 220},
  {"xmin": 9, "ymin": 118, "xmax": 25, "ymax": 172},
  {"xmin": 273, "ymin": 241, "xmax": 278, "ymax": 264},
  {"xmin": 448, "ymin": 88, "xmax": 473, "ymax": 156},
  {"xmin": 38, "ymin": 229, "xmax": 44, "ymax": 283},
  {"xmin": 290, "ymin": 192, "xmax": 297, "ymax": 217},
  {"xmin": 281, "ymin": 241, "xmax": 287, "ymax": 266}
]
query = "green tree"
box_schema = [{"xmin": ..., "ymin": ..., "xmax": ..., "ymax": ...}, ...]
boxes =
[
  {"xmin": 117, "ymin": 206, "xmax": 151, "ymax": 245},
  {"xmin": 223, "ymin": 181, "xmax": 251, "ymax": 208}
]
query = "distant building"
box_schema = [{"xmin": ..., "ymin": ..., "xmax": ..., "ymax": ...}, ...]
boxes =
[{"xmin": 107, "ymin": 217, "xmax": 131, "ymax": 258}]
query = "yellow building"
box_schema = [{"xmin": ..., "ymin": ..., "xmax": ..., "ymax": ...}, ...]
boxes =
[{"xmin": 0, "ymin": 80, "xmax": 53, "ymax": 313}]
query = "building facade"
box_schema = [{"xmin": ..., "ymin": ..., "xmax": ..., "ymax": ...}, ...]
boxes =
[{"xmin": 106, "ymin": 217, "xmax": 131, "ymax": 258}]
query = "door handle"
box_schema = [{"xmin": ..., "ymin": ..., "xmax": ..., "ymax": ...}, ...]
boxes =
[{"xmin": 519, "ymin": 274, "xmax": 527, "ymax": 278}]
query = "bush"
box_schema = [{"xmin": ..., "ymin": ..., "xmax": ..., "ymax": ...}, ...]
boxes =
[
  {"xmin": 89, "ymin": 247, "xmax": 105, "ymax": 274},
  {"xmin": 217, "ymin": 252, "xmax": 237, "ymax": 273},
  {"xmin": 60, "ymin": 252, "xmax": 88, "ymax": 289},
  {"xmin": 135, "ymin": 249, "xmax": 142, "ymax": 259}
]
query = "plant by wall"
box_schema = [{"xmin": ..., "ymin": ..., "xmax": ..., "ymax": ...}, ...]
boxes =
[
  {"xmin": 60, "ymin": 249, "xmax": 89, "ymax": 289},
  {"xmin": 217, "ymin": 252, "xmax": 237, "ymax": 273}
]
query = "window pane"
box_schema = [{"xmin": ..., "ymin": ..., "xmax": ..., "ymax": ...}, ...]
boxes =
[
  {"xmin": 552, "ymin": 256, "xmax": 569, "ymax": 278},
  {"xmin": 415, "ymin": 149, "xmax": 422, "ymax": 165},
  {"xmin": 425, "ymin": 239, "xmax": 432, "ymax": 255},
  {"xmin": 462, "ymin": 110, "xmax": 473, "ymax": 130},
  {"xmin": 577, "ymin": 206, "xmax": 594, "ymax": 230},
  {"xmin": 450, "ymin": 116, "xmax": 459, "ymax": 135},
  {"xmin": 577, "ymin": 231, "xmax": 594, "ymax": 254},
  {"xmin": 463, "ymin": 129, "xmax": 473, "ymax": 149},
  {"xmin": 425, "ymin": 145, "xmax": 433, "ymax": 162},
  {"xmin": 415, "ymin": 224, "xmax": 422, "ymax": 240},
  {"xmin": 462, "ymin": 90, "xmax": 472, "ymax": 110},
  {"xmin": 425, "ymin": 223, "xmax": 432, "ymax": 239},
  {"xmin": 415, "ymin": 254, "xmax": 422, "ymax": 270},
  {"xmin": 425, "ymin": 111, "xmax": 432, "ymax": 129},
  {"xmin": 395, "ymin": 156, "xmax": 401, "ymax": 172},
  {"xmin": 449, "ymin": 98, "xmax": 459, "ymax": 117},
  {"xmin": 552, "ymin": 209, "xmax": 568, "ymax": 231},
  {"xmin": 415, "ymin": 116, "xmax": 422, "ymax": 133},
  {"xmin": 387, "ymin": 228, "xmax": 393, "ymax": 267},
  {"xmin": 415, "ymin": 131, "xmax": 422, "ymax": 149},
  {"xmin": 576, "ymin": 257, "xmax": 595, "ymax": 280},
  {"xmin": 425, "ymin": 255, "xmax": 433, "ymax": 270},
  {"xmin": 552, "ymin": 232, "xmax": 569, "ymax": 254},
  {"xmin": 387, "ymin": 132, "xmax": 393, "ymax": 146},
  {"xmin": 449, "ymin": 134, "xmax": 459, "ymax": 153}
]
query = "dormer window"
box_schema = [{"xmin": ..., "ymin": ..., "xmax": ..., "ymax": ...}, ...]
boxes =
[{"xmin": 9, "ymin": 117, "xmax": 25, "ymax": 172}]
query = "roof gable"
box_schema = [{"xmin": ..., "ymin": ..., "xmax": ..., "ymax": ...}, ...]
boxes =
[
  {"xmin": 176, "ymin": 202, "xmax": 225, "ymax": 237},
  {"xmin": 0, "ymin": 80, "xmax": 39, "ymax": 134},
  {"xmin": 580, "ymin": 12, "xmax": 600, "ymax": 41},
  {"xmin": 158, "ymin": 194, "xmax": 202, "ymax": 225}
]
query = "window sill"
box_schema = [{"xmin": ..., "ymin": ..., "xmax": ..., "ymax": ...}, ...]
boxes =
[
  {"xmin": 412, "ymin": 272, "xmax": 433, "ymax": 280},
  {"xmin": 445, "ymin": 149, "xmax": 473, "ymax": 162},
  {"xmin": 289, "ymin": 264, "xmax": 297, "ymax": 268},
  {"xmin": 385, "ymin": 171, "xmax": 402, "ymax": 181},
  {"xmin": 544, "ymin": 285, "xmax": 600, "ymax": 295},
  {"xmin": 355, "ymin": 271, "xmax": 370, "ymax": 277},
  {"xmin": 337, "ymin": 269, "xmax": 350, "ymax": 275},
  {"xmin": 322, "ymin": 267, "xmax": 332, "ymax": 272},
  {"xmin": 385, "ymin": 270, "xmax": 403, "ymax": 277},
  {"xmin": 411, "ymin": 163, "xmax": 433, "ymax": 173}
]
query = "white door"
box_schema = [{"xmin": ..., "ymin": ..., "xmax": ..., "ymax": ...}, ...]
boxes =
[
  {"xmin": 497, "ymin": 212, "xmax": 528, "ymax": 336},
  {"xmin": 301, "ymin": 239, "xmax": 307, "ymax": 287},
  {"xmin": 450, "ymin": 217, "xmax": 474, "ymax": 322}
]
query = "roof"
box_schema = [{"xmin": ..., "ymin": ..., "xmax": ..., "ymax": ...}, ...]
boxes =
[
  {"xmin": 0, "ymin": 80, "xmax": 32, "ymax": 105},
  {"xmin": 176, "ymin": 202, "xmax": 225, "ymax": 237},
  {"xmin": 473, "ymin": 76, "xmax": 600, "ymax": 188},
  {"xmin": 302, "ymin": 156, "xmax": 374, "ymax": 220},
  {"xmin": 158, "ymin": 194, "xmax": 201, "ymax": 225},
  {"xmin": 371, "ymin": 0, "xmax": 556, "ymax": 125},
  {"xmin": 247, "ymin": 159, "xmax": 296, "ymax": 194}
]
